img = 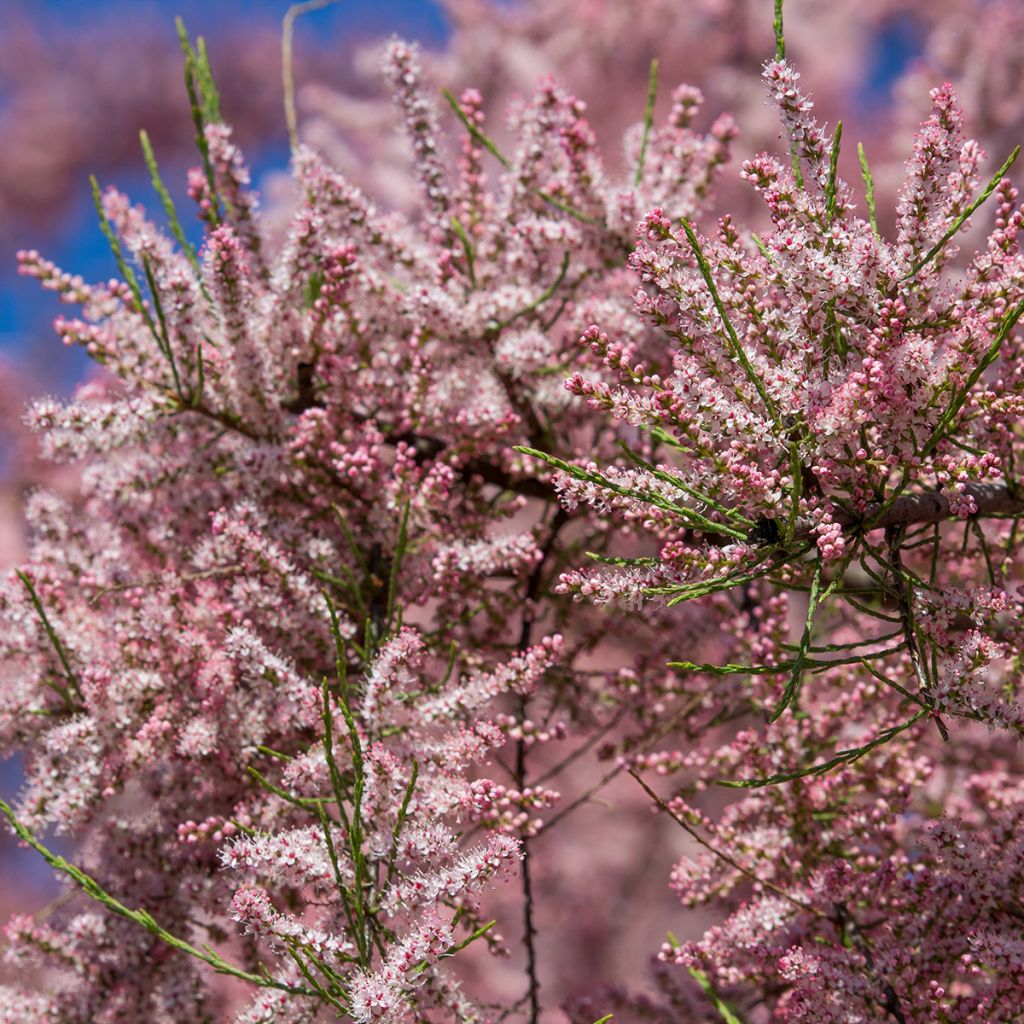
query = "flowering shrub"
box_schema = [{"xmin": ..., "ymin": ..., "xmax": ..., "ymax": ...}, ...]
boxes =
[{"xmin": 3, "ymin": 4, "xmax": 1024, "ymax": 1023}]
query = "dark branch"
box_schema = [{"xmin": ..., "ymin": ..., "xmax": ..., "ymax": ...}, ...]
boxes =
[{"xmin": 833, "ymin": 482, "xmax": 1024, "ymax": 532}]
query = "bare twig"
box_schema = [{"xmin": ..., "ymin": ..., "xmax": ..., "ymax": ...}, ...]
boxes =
[
  {"xmin": 283, "ymin": 1, "xmax": 341, "ymax": 150},
  {"xmin": 629, "ymin": 770, "xmax": 826, "ymax": 920}
]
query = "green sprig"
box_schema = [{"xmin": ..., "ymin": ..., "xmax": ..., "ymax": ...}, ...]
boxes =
[
  {"xmin": 0, "ymin": 797, "xmax": 315, "ymax": 996},
  {"xmin": 139, "ymin": 130, "xmax": 200, "ymax": 271},
  {"xmin": 679, "ymin": 219, "xmax": 782, "ymax": 430},
  {"xmin": 903, "ymin": 145, "xmax": 1021, "ymax": 280},
  {"xmin": 773, "ymin": 0, "xmax": 786, "ymax": 61},
  {"xmin": 450, "ymin": 216, "xmax": 477, "ymax": 288},
  {"xmin": 769, "ymin": 558, "xmax": 823, "ymax": 721},
  {"xmin": 720, "ymin": 709, "xmax": 929, "ymax": 789},
  {"xmin": 688, "ymin": 966, "xmax": 747, "ymax": 1023},
  {"xmin": 442, "ymin": 89, "xmax": 599, "ymax": 225},
  {"xmin": 176, "ymin": 17, "xmax": 224, "ymax": 224},
  {"xmin": 824, "ymin": 120, "xmax": 843, "ymax": 225},
  {"xmin": 634, "ymin": 58, "xmax": 660, "ymax": 187},
  {"xmin": 857, "ymin": 142, "xmax": 879, "ymax": 239},
  {"xmin": 442, "ymin": 88, "xmax": 511, "ymax": 169},
  {"xmin": 515, "ymin": 445, "xmax": 749, "ymax": 540},
  {"xmin": 16, "ymin": 570, "xmax": 84, "ymax": 708}
]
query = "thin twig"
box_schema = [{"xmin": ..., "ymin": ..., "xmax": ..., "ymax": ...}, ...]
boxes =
[
  {"xmin": 283, "ymin": 0, "xmax": 341, "ymax": 151},
  {"xmin": 629, "ymin": 770, "xmax": 826, "ymax": 919},
  {"xmin": 540, "ymin": 696, "xmax": 702, "ymax": 833}
]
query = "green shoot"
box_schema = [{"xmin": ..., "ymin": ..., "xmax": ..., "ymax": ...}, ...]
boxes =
[
  {"xmin": 634, "ymin": 58, "xmax": 659, "ymax": 187},
  {"xmin": 903, "ymin": 145, "xmax": 1021, "ymax": 280},
  {"xmin": 857, "ymin": 142, "xmax": 879, "ymax": 239},
  {"xmin": 773, "ymin": 0, "xmax": 786, "ymax": 61}
]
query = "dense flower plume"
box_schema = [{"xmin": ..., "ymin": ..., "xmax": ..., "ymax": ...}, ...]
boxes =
[{"xmin": 3, "ymin": 4, "xmax": 1024, "ymax": 1023}]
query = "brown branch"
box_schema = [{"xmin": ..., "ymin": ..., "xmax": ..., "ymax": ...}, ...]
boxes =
[
  {"xmin": 202, "ymin": 394, "xmax": 1024, "ymax": 541},
  {"xmin": 87, "ymin": 565, "xmax": 245, "ymax": 607},
  {"xmin": 682, "ymin": 483, "xmax": 1024, "ymax": 551},
  {"xmin": 832, "ymin": 482, "xmax": 1024, "ymax": 533},
  {"xmin": 539, "ymin": 695, "xmax": 703, "ymax": 834},
  {"xmin": 884, "ymin": 526, "xmax": 949, "ymax": 741},
  {"xmin": 513, "ymin": 506, "xmax": 568, "ymax": 1024}
]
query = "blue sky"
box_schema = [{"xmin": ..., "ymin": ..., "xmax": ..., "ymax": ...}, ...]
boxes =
[{"xmin": 9, "ymin": 0, "xmax": 447, "ymax": 44}]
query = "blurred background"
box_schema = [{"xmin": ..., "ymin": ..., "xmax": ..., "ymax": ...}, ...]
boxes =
[{"xmin": 2, "ymin": 0, "xmax": 1022, "ymax": 1006}]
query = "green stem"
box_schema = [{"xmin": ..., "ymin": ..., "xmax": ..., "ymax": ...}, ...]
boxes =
[
  {"xmin": 0, "ymin": 797, "xmax": 316, "ymax": 997},
  {"xmin": 634, "ymin": 59, "xmax": 659, "ymax": 187},
  {"xmin": 903, "ymin": 145, "xmax": 1021, "ymax": 280}
]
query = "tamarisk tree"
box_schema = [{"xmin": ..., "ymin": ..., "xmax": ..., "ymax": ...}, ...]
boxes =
[{"xmin": 2, "ymin": 5, "xmax": 1024, "ymax": 1023}]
